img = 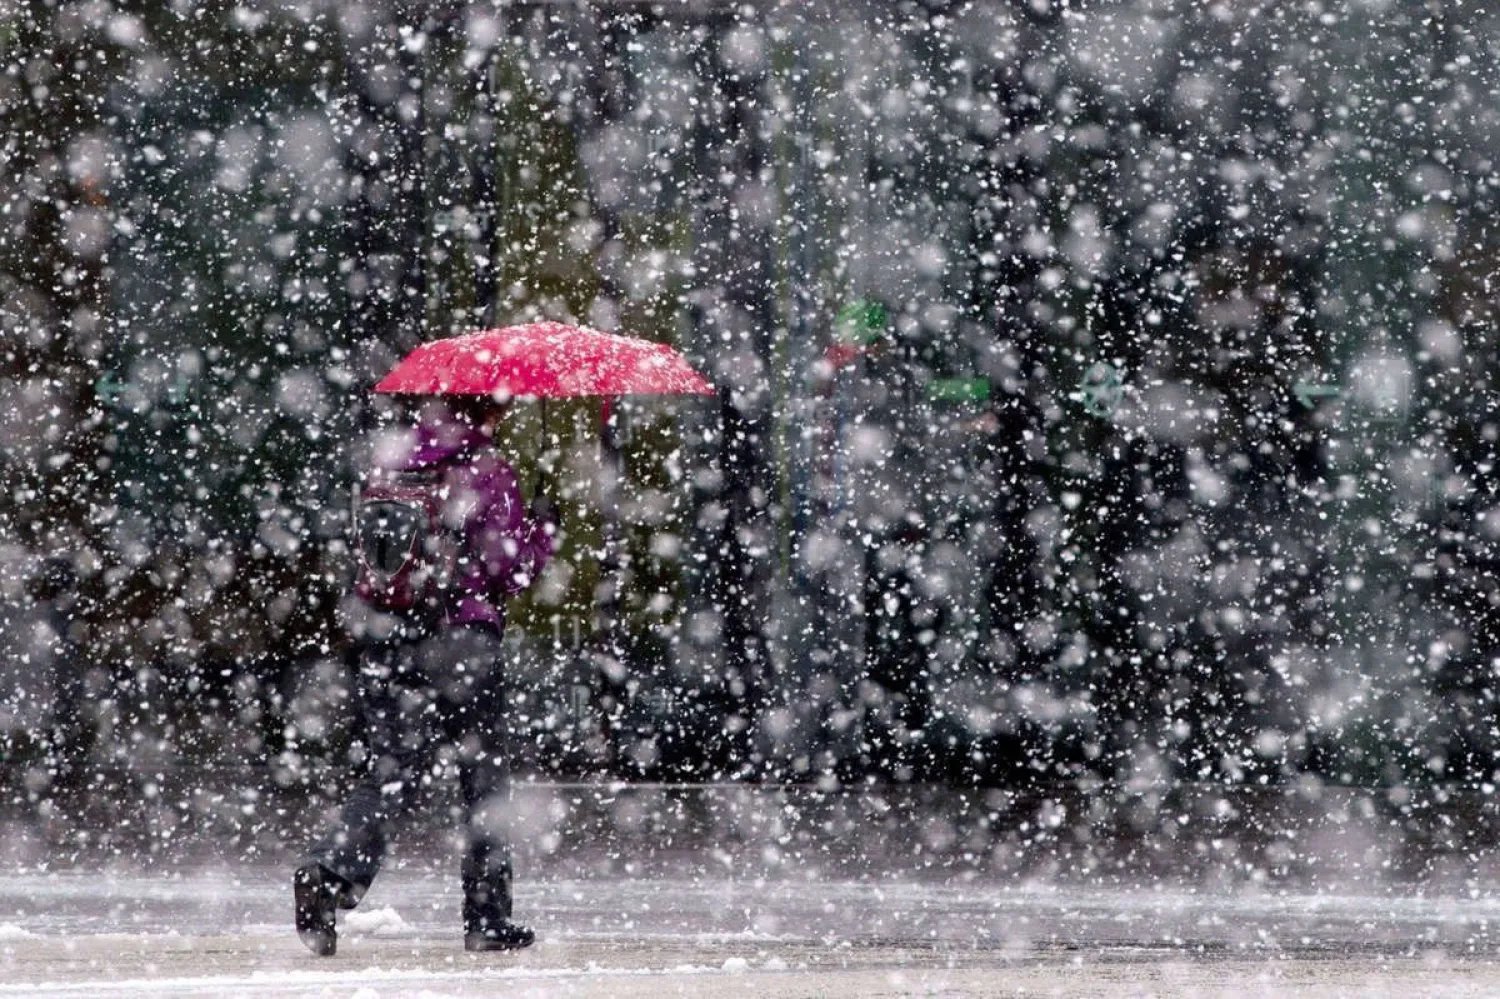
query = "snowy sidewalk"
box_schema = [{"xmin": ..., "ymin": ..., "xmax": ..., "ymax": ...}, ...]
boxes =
[{"xmin": 5, "ymin": 865, "xmax": 1500, "ymax": 996}]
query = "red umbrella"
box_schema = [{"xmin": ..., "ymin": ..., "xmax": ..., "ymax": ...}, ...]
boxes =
[{"xmin": 372, "ymin": 321, "xmax": 715, "ymax": 399}]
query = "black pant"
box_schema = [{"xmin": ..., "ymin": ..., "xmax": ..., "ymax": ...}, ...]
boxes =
[{"xmin": 308, "ymin": 623, "xmax": 515, "ymax": 930}]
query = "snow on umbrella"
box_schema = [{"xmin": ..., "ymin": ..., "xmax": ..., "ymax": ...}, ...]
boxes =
[{"xmin": 371, "ymin": 321, "xmax": 715, "ymax": 399}]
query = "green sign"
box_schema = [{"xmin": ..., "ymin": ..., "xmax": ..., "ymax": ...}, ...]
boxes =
[
  {"xmin": 1293, "ymin": 381, "xmax": 1341, "ymax": 409},
  {"xmin": 95, "ymin": 372, "xmax": 194, "ymax": 409},
  {"xmin": 1078, "ymin": 362, "xmax": 1125, "ymax": 418},
  {"xmin": 834, "ymin": 300, "xmax": 888, "ymax": 345},
  {"xmin": 95, "ymin": 372, "xmax": 125, "ymax": 406},
  {"xmin": 927, "ymin": 377, "xmax": 990, "ymax": 403}
]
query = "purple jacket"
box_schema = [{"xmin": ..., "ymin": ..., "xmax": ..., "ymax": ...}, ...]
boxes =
[{"xmin": 369, "ymin": 418, "xmax": 556, "ymax": 632}]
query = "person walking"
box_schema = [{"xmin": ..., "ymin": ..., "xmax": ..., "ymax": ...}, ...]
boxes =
[{"xmin": 294, "ymin": 396, "xmax": 556, "ymax": 956}]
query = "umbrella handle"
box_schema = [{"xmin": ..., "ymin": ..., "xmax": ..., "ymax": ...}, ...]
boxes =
[{"xmin": 535, "ymin": 397, "xmax": 547, "ymax": 499}]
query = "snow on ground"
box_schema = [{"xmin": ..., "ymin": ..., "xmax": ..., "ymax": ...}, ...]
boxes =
[{"xmin": 3, "ymin": 864, "xmax": 1500, "ymax": 996}]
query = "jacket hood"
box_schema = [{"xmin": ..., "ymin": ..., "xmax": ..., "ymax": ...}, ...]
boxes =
[{"xmin": 371, "ymin": 418, "xmax": 490, "ymax": 472}]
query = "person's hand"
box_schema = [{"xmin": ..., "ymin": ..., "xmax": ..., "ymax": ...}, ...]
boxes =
[{"xmin": 530, "ymin": 493, "xmax": 558, "ymax": 524}]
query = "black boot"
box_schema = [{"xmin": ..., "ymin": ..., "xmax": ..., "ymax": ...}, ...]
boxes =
[
  {"xmin": 293, "ymin": 863, "xmax": 345, "ymax": 956},
  {"xmin": 465, "ymin": 921, "xmax": 536, "ymax": 952},
  {"xmin": 463, "ymin": 856, "xmax": 535, "ymax": 952}
]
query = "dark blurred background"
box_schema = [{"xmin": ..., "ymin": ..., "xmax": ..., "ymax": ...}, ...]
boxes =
[{"xmin": 4, "ymin": 0, "xmax": 1500, "ymax": 857}]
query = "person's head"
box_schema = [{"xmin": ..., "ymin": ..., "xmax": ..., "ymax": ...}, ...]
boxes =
[{"xmin": 444, "ymin": 394, "xmax": 509, "ymax": 437}]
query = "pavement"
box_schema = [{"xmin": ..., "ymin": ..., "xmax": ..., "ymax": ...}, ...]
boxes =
[
  {"xmin": 4, "ymin": 863, "xmax": 1500, "ymax": 996},
  {"xmin": 4, "ymin": 780, "xmax": 1500, "ymax": 995}
]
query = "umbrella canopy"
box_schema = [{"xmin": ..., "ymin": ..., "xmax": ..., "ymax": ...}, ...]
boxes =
[{"xmin": 372, "ymin": 321, "xmax": 715, "ymax": 398}]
